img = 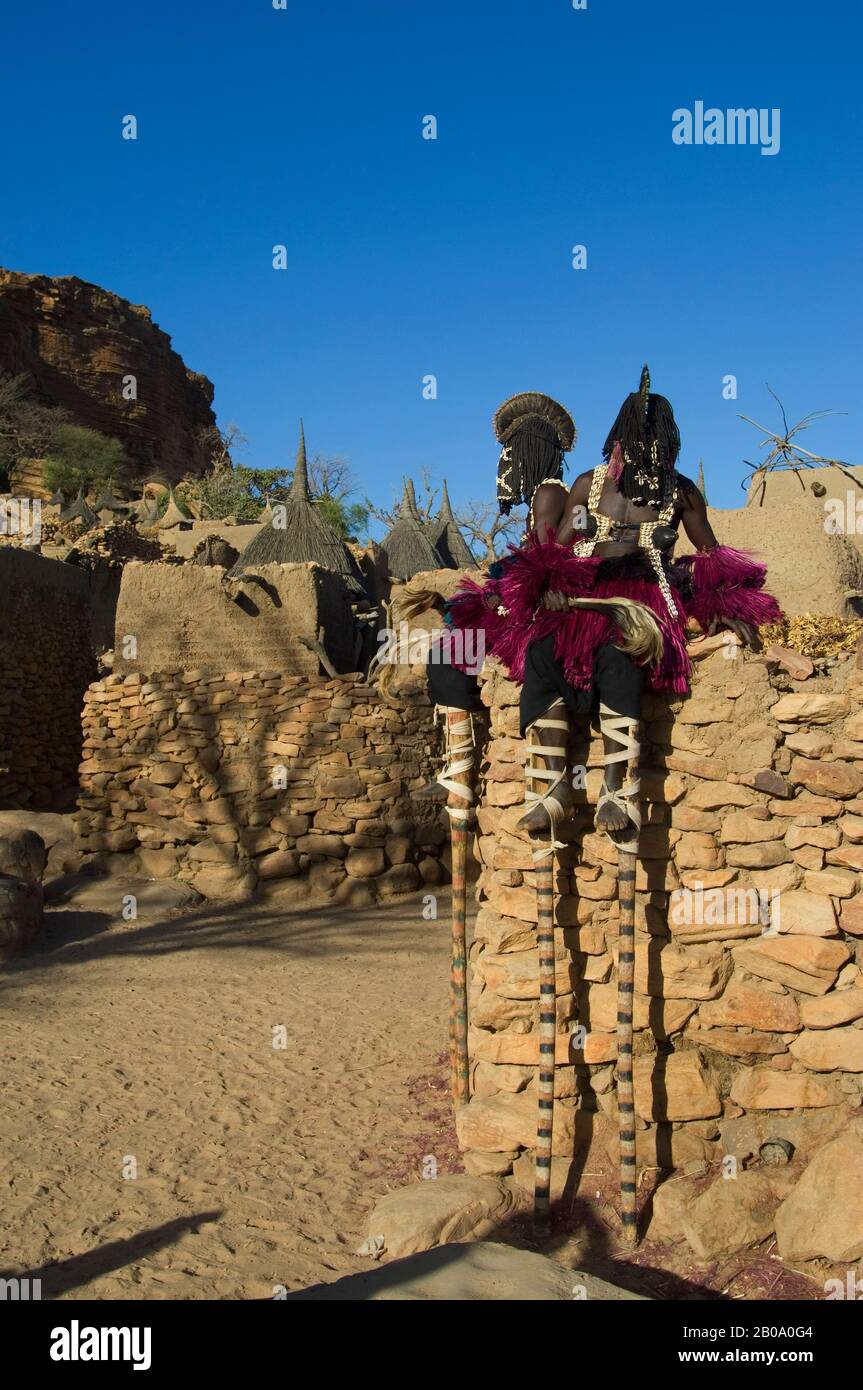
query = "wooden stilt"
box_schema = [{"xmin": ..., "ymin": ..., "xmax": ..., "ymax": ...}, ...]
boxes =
[
  {"xmin": 533, "ymin": 844, "xmax": 556, "ymax": 1236},
  {"xmin": 617, "ymin": 845, "xmax": 638, "ymax": 1247},
  {"xmin": 449, "ymin": 820, "xmax": 470, "ymax": 1106},
  {"xmin": 442, "ymin": 708, "xmax": 473, "ymax": 1108}
]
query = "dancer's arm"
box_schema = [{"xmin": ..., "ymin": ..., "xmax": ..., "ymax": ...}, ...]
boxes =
[
  {"xmin": 677, "ymin": 475, "xmax": 719, "ymax": 552},
  {"xmin": 530, "ymin": 480, "xmax": 571, "ymax": 543},
  {"xmin": 554, "ymin": 471, "xmax": 594, "ymax": 547},
  {"xmin": 534, "ymin": 471, "xmax": 595, "ymax": 609},
  {"xmin": 678, "ymin": 476, "xmax": 779, "ymax": 649}
]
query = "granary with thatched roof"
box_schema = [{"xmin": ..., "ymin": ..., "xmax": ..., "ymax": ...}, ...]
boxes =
[
  {"xmin": 157, "ymin": 487, "xmax": 191, "ymax": 531},
  {"xmin": 133, "ymin": 492, "xmax": 161, "ymax": 527},
  {"xmin": 230, "ymin": 423, "xmax": 365, "ymax": 595},
  {"xmin": 93, "ymin": 481, "xmax": 129, "ymax": 527},
  {"xmin": 379, "ymin": 480, "xmax": 444, "ymax": 580},
  {"xmin": 60, "ymin": 489, "xmax": 98, "ymax": 532},
  {"xmin": 428, "ymin": 479, "xmax": 476, "ymax": 569}
]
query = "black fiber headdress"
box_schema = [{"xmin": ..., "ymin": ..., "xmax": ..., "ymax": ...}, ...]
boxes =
[
  {"xmin": 602, "ymin": 364, "xmax": 680, "ymax": 508},
  {"xmin": 494, "ymin": 392, "xmax": 577, "ymax": 515}
]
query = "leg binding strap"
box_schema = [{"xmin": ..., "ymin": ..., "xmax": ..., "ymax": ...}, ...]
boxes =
[
  {"xmin": 596, "ymin": 704, "xmax": 642, "ymax": 854},
  {"xmin": 435, "ymin": 706, "xmax": 476, "ymax": 824}
]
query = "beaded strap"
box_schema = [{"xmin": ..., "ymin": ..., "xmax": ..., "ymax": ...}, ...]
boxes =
[
  {"xmin": 572, "ymin": 464, "xmax": 609, "ymax": 557},
  {"xmin": 573, "ymin": 466, "xmax": 679, "ymax": 618}
]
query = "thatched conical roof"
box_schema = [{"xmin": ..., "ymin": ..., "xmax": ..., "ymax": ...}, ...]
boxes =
[
  {"xmin": 380, "ymin": 480, "xmax": 444, "ymax": 580},
  {"xmin": 157, "ymin": 488, "xmax": 191, "ymax": 530},
  {"xmin": 229, "ymin": 422, "xmax": 364, "ymax": 594},
  {"xmin": 60, "ymin": 489, "xmax": 98, "ymax": 531},
  {"xmin": 428, "ymin": 479, "xmax": 477, "ymax": 569},
  {"xmin": 697, "ymin": 459, "xmax": 708, "ymax": 506},
  {"xmin": 134, "ymin": 493, "xmax": 161, "ymax": 526},
  {"xmin": 93, "ymin": 481, "xmax": 127, "ymax": 515}
]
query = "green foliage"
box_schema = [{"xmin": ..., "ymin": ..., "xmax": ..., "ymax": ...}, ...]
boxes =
[
  {"xmin": 43, "ymin": 425, "xmax": 126, "ymax": 495},
  {"xmin": 187, "ymin": 455, "xmax": 369, "ymax": 538},
  {"xmin": 185, "ymin": 460, "xmax": 291, "ymax": 521},
  {"xmin": 157, "ymin": 488, "xmax": 192, "ymax": 517},
  {"xmin": 315, "ymin": 494, "xmax": 369, "ymax": 541}
]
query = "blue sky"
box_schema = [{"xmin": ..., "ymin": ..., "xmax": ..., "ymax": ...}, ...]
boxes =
[{"xmin": 1, "ymin": 0, "xmax": 859, "ymax": 529}]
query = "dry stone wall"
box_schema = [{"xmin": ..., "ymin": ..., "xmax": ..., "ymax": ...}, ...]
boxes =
[
  {"xmin": 74, "ymin": 669, "xmax": 447, "ymax": 902},
  {"xmin": 1, "ymin": 548, "xmax": 96, "ymax": 810},
  {"xmin": 457, "ymin": 638, "xmax": 863, "ymax": 1191}
]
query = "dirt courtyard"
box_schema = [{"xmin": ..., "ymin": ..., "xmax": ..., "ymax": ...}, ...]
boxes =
[
  {"xmin": 0, "ymin": 878, "xmax": 828, "ymax": 1302},
  {"xmin": 0, "ymin": 884, "xmax": 460, "ymax": 1299}
]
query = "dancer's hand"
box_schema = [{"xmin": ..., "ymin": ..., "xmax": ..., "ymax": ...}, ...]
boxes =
[
  {"xmin": 709, "ymin": 617, "xmax": 762, "ymax": 652},
  {"xmin": 543, "ymin": 590, "xmax": 568, "ymax": 612}
]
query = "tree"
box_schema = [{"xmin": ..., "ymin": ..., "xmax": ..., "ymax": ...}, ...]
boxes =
[
  {"xmin": 455, "ymin": 499, "xmax": 523, "ymax": 563},
  {"xmin": 186, "ymin": 425, "xmax": 370, "ymax": 536},
  {"xmin": 308, "ymin": 453, "xmax": 369, "ymax": 540},
  {"xmin": 314, "ymin": 493, "xmax": 370, "ymax": 541},
  {"xmin": 186, "ymin": 424, "xmax": 289, "ymax": 519},
  {"xmin": 367, "ymin": 475, "xmax": 520, "ymax": 561},
  {"xmin": 366, "ymin": 470, "xmax": 440, "ymax": 528},
  {"xmin": 197, "ymin": 421, "xmax": 246, "ymax": 473},
  {"xmin": 42, "ymin": 424, "xmax": 127, "ymax": 495},
  {"xmin": 0, "ymin": 372, "xmax": 67, "ymax": 488}
]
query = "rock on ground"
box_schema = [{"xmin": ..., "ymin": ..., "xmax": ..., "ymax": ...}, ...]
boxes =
[
  {"xmin": 775, "ymin": 1125, "xmax": 863, "ymax": 1263},
  {"xmin": 48, "ymin": 874, "xmax": 202, "ymax": 920},
  {"xmin": 681, "ymin": 1171, "xmax": 781, "ymax": 1262},
  {"xmin": 0, "ymin": 829, "xmax": 46, "ymax": 959},
  {"xmin": 365, "ymin": 1176, "xmax": 524, "ymax": 1259},
  {"xmin": 289, "ymin": 1240, "xmax": 648, "ymax": 1301}
]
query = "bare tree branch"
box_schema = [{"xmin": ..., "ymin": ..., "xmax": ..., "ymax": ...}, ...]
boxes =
[
  {"xmin": 737, "ymin": 389, "xmax": 858, "ymax": 498},
  {"xmin": 455, "ymin": 499, "xmax": 523, "ymax": 562}
]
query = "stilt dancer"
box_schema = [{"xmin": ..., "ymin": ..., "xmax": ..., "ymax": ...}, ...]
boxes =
[{"xmin": 445, "ymin": 366, "xmax": 782, "ymax": 1239}]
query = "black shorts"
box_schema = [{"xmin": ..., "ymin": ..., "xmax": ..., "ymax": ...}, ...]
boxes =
[
  {"xmin": 425, "ymin": 637, "xmax": 484, "ymax": 712},
  {"xmin": 520, "ymin": 636, "xmax": 644, "ymax": 735}
]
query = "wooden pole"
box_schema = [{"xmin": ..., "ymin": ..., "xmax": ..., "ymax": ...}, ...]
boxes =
[
  {"xmin": 533, "ymin": 844, "xmax": 556, "ymax": 1236},
  {"xmin": 445, "ymin": 709, "xmax": 472, "ymax": 1107},
  {"xmin": 617, "ymin": 845, "xmax": 638, "ymax": 1246}
]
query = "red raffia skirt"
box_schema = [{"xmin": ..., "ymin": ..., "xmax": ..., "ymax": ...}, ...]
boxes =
[{"xmin": 444, "ymin": 535, "xmax": 782, "ymax": 696}]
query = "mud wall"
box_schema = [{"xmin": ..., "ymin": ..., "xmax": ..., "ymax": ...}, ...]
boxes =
[
  {"xmin": 0, "ymin": 548, "xmax": 96, "ymax": 810},
  {"xmin": 113, "ymin": 561, "xmax": 358, "ymax": 677}
]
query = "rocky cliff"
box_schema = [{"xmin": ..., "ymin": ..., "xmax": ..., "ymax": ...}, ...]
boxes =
[{"xmin": 0, "ymin": 267, "xmax": 217, "ymax": 491}]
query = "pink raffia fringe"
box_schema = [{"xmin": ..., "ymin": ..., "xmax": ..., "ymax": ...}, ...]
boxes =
[
  {"xmin": 678, "ymin": 545, "xmax": 783, "ymax": 631},
  {"xmin": 446, "ymin": 538, "xmax": 782, "ymax": 695}
]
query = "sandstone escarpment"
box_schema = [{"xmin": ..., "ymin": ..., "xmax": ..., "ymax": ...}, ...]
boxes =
[{"xmin": 0, "ymin": 267, "xmax": 217, "ymax": 490}]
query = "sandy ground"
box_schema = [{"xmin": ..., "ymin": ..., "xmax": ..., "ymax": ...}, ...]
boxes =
[
  {"xmin": 0, "ymin": 884, "xmax": 461, "ymax": 1299},
  {"xmin": 0, "ymin": 877, "xmax": 825, "ymax": 1302}
]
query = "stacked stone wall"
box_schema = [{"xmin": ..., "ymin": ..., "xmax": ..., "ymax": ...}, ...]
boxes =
[
  {"xmin": 457, "ymin": 640, "xmax": 863, "ymax": 1196},
  {"xmin": 74, "ymin": 668, "xmax": 447, "ymax": 902}
]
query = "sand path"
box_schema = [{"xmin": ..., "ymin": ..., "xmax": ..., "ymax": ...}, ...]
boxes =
[{"xmin": 0, "ymin": 885, "xmax": 458, "ymax": 1299}]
